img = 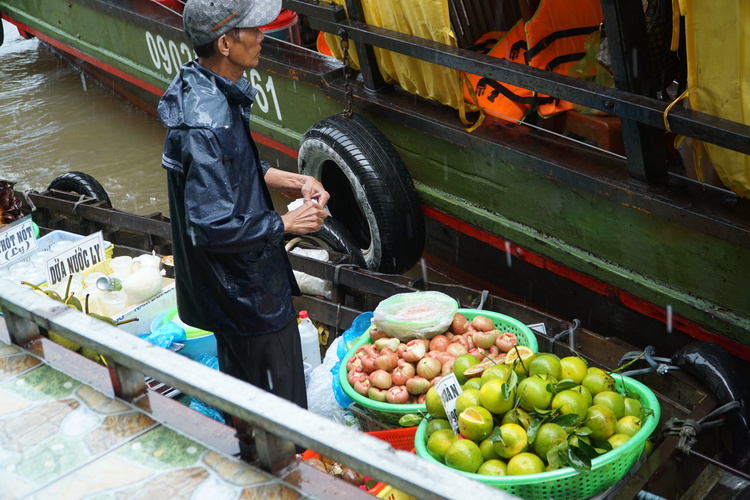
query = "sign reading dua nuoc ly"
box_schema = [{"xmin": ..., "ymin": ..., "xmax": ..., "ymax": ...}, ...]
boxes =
[
  {"xmin": 0, "ymin": 216, "xmax": 38, "ymax": 267},
  {"xmin": 45, "ymin": 232, "xmax": 106, "ymax": 287}
]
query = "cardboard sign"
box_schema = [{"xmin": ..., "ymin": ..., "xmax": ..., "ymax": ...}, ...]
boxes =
[
  {"xmin": 0, "ymin": 215, "xmax": 38, "ymax": 267},
  {"xmin": 434, "ymin": 373, "xmax": 463, "ymax": 434},
  {"xmin": 45, "ymin": 232, "xmax": 106, "ymax": 287}
]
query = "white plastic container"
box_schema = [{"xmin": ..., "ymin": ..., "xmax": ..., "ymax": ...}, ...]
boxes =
[{"xmin": 298, "ymin": 310, "xmax": 321, "ymax": 369}]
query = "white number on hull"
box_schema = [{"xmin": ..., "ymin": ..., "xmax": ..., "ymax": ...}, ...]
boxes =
[{"xmin": 145, "ymin": 31, "xmax": 282, "ymax": 120}]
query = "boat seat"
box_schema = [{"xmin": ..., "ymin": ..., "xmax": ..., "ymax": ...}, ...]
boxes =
[{"xmin": 449, "ymin": 0, "xmax": 539, "ymax": 48}]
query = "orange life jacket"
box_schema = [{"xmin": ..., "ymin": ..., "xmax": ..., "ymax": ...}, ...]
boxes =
[
  {"xmin": 464, "ymin": 21, "xmax": 533, "ymax": 122},
  {"xmin": 525, "ymin": 0, "xmax": 602, "ymax": 116},
  {"xmin": 464, "ymin": 0, "xmax": 603, "ymax": 122}
]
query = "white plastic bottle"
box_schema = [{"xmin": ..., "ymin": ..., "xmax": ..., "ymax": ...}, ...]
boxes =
[{"xmin": 298, "ymin": 310, "xmax": 321, "ymax": 369}]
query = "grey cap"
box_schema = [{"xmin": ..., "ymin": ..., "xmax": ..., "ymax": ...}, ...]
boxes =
[{"xmin": 183, "ymin": 0, "xmax": 282, "ymax": 47}]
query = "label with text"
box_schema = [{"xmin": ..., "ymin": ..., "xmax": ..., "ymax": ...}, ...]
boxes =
[
  {"xmin": 0, "ymin": 215, "xmax": 38, "ymax": 268},
  {"xmin": 435, "ymin": 373, "xmax": 463, "ymax": 434},
  {"xmin": 45, "ymin": 232, "xmax": 106, "ymax": 287}
]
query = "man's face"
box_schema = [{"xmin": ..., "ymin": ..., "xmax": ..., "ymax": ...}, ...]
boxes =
[{"xmin": 227, "ymin": 27, "xmax": 265, "ymax": 70}]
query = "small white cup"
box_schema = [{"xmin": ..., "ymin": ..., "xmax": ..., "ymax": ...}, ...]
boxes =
[
  {"xmin": 99, "ymin": 290, "xmax": 127, "ymax": 317},
  {"xmin": 109, "ymin": 256, "xmax": 133, "ymax": 277}
]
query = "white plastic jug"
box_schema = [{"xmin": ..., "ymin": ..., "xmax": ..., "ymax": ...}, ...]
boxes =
[{"xmin": 298, "ymin": 310, "xmax": 321, "ymax": 369}]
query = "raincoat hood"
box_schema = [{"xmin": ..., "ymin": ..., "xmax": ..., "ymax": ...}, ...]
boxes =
[{"xmin": 158, "ymin": 60, "xmax": 258, "ymax": 131}]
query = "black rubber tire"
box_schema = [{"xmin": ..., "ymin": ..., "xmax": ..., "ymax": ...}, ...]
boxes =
[
  {"xmin": 298, "ymin": 114, "xmax": 425, "ymax": 274},
  {"xmin": 48, "ymin": 171, "xmax": 112, "ymax": 207},
  {"xmin": 314, "ymin": 217, "xmax": 367, "ymax": 268}
]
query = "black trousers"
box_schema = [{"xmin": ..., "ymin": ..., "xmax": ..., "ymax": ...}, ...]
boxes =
[{"xmin": 214, "ymin": 318, "xmax": 308, "ymax": 410}]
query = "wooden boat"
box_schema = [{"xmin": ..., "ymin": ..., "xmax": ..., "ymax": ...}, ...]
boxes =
[
  {"xmin": 0, "ymin": 181, "xmax": 746, "ymax": 498},
  {"xmin": 1, "ymin": 0, "xmax": 749, "ymax": 364}
]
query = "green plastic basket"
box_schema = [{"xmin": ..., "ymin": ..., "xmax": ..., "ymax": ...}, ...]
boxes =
[
  {"xmin": 340, "ymin": 309, "xmax": 539, "ymax": 426},
  {"xmin": 414, "ymin": 375, "xmax": 660, "ymax": 500}
]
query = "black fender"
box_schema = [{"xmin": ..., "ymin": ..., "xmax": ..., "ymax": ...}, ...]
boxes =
[
  {"xmin": 48, "ymin": 171, "xmax": 112, "ymax": 207},
  {"xmin": 298, "ymin": 113, "xmax": 425, "ymax": 274},
  {"xmin": 671, "ymin": 341, "xmax": 750, "ymax": 471},
  {"xmin": 0, "ymin": 19, "xmax": 4, "ymax": 48}
]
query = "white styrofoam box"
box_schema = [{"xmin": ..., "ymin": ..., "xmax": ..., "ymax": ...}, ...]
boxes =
[{"xmin": 112, "ymin": 282, "xmax": 176, "ymax": 335}]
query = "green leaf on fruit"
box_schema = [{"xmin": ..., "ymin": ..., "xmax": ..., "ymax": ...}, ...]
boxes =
[
  {"xmin": 554, "ymin": 380, "xmax": 578, "ymax": 392},
  {"xmin": 567, "ymin": 444, "xmax": 593, "ymax": 471},
  {"xmin": 487, "ymin": 426, "xmax": 504, "ymax": 443},
  {"xmin": 573, "ymin": 437, "xmax": 599, "ymax": 459},
  {"xmin": 590, "ymin": 438, "xmax": 613, "ymax": 454},
  {"xmin": 398, "ymin": 414, "xmax": 423, "ymax": 427},
  {"xmin": 526, "ymin": 419, "xmax": 542, "ymax": 444},
  {"xmin": 551, "ymin": 413, "xmax": 579, "ymax": 428}
]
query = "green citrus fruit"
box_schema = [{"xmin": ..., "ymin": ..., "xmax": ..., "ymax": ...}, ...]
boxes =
[
  {"xmin": 533, "ymin": 422, "xmax": 568, "ymax": 463},
  {"xmin": 480, "ymin": 363, "xmax": 512, "ymax": 386},
  {"xmin": 585, "ymin": 404, "xmax": 617, "ymax": 440},
  {"xmin": 504, "ymin": 346, "xmax": 536, "ymax": 376},
  {"xmin": 476, "ymin": 459, "xmax": 508, "ymax": 476},
  {"xmin": 479, "ymin": 438, "xmax": 502, "ymax": 461},
  {"xmin": 560, "ymin": 356, "xmax": 588, "ymax": 384},
  {"xmin": 593, "ymin": 390, "xmax": 626, "ymax": 420},
  {"xmin": 426, "ymin": 418, "xmax": 452, "ymax": 439},
  {"xmin": 445, "ymin": 439, "xmax": 483, "ymax": 473},
  {"xmin": 463, "ymin": 378, "xmax": 483, "ymax": 391},
  {"xmin": 582, "ymin": 370, "xmax": 617, "ymax": 395},
  {"xmin": 479, "ymin": 378, "xmax": 515, "ymax": 415},
  {"xmin": 454, "ymin": 354, "xmax": 481, "ymax": 385},
  {"xmin": 506, "ymin": 452, "xmax": 545, "ymax": 475},
  {"xmin": 623, "ymin": 397, "xmax": 643, "ymax": 418},
  {"xmin": 455, "ymin": 388, "xmax": 482, "ymax": 416},
  {"xmin": 645, "ymin": 439, "xmax": 654, "ymax": 456},
  {"xmin": 425, "ymin": 386, "xmax": 448, "ymax": 419},
  {"xmin": 571, "ymin": 384, "xmax": 593, "ymax": 407},
  {"xmin": 529, "ymin": 353, "xmax": 562, "ymax": 380},
  {"xmin": 427, "ymin": 428, "xmax": 458, "ymax": 463},
  {"xmin": 501, "ymin": 407, "xmax": 532, "ymax": 429},
  {"xmin": 517, "ymin": 374, "xmax": 554, "ymax": 412},
  {"xmin": 492, "ymin": 423, "xmax": 528, "ymax": 459},
  {"xmin": 607, "ymin": 433, "xmax": 631, "ymax": 449},
  {"xmin": 615, "ymin": 415, "xmax": 643, "ymax": 437},
  {"xmin": 551, "ymin": 389, "xmax": 588, "ymax": 424},
  {"xmin": 458, "ymin": 406, "xmax": 494, "ymax": 442}
]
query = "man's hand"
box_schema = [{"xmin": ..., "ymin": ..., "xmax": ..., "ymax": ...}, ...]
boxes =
[
  {"xmin": 300, "ymin": 176, "xmax": 330, "ymax": 207},
  {"xmin": 281, "ymin": 199, "xmax": 328, "ymax": 235}
]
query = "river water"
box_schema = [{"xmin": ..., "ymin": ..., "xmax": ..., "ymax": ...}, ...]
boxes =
[{"xmin": 1, "ymin": 19, "xmax": 169, "ymax": 215}]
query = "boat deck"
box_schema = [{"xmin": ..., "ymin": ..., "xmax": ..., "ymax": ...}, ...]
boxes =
[{"xmin": 0, "ymin": 340, "xmax": 312, "ymax": 500}]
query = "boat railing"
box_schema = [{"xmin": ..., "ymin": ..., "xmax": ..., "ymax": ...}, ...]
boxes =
[
  {"xmin": 293, "ymin": 0, "xmax": 750, "ymax": 195},
  {"xmin": 0, "ymin": 280, "xmax": 514, "ymax": 500},
  {"xmin": 141, "ymin": 0, "xmax": 750, "ymax": 190}
]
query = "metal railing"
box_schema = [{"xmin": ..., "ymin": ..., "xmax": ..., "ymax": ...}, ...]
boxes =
[{"xmin": 0, "ymin": 281, "xmax": 516, "ymax": 500}]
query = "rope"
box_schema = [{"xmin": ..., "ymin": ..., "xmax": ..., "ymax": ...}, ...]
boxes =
[
  {"xmin": 71, "ymin": 194, "xmax": 88, "ymax": 214},
  {"xmin": 618, "ymin": 345, "xmax": 678, "ymax": 376},
  {"xmin": 664, "ymin": 400, "xmax": 742, "ymax": 456},
  {"xmin": 548, "ymin": 319, "xmax": 580, "ymax": 352},
  {"xmin": 21, "ymin": 190, "xmax": 37, "ymax": 212}
]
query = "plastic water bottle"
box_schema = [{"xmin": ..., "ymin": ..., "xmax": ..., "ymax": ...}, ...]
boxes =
[{"xmin": 298, "ymin": 310, "xmax": 321, "ymax": 369}]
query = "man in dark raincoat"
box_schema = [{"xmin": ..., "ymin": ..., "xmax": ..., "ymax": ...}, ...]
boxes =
[{"xmin": 157, "ymin": 0, "xmax": 329, "ymax": 411}]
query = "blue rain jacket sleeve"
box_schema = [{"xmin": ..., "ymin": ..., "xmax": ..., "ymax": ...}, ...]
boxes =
[{"xmin": 180, "ymin": 129, "xmax": 284, "ymax": 256}]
